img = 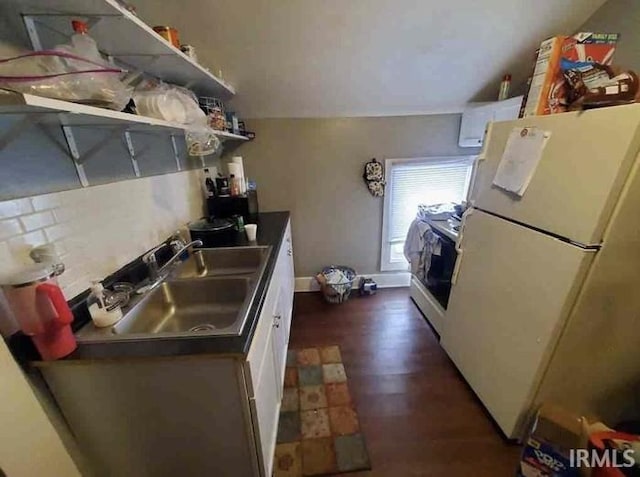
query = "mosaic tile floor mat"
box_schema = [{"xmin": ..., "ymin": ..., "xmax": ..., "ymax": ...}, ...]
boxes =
[{"xmin": 274, "ymin": 346, "xmax": 371, "ymax": 476}]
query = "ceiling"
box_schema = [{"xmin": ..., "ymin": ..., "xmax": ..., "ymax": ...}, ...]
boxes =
[{"xmin": 135, "ymin": 0, "xmax": 608, "ymax": 118}]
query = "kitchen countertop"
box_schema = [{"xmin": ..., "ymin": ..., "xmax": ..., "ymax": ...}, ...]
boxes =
[{"xmin": 22, "ymin": 211, "xmax": 291, "ymax": 363}]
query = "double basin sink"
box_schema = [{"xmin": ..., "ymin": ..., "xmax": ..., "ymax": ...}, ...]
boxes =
[{"xmin": 76, "ymin": 246, "xmax": 272, "ymax": 341}]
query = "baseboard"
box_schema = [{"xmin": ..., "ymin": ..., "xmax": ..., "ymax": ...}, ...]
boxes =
[{"xmin": 294, "ymin": 272, "xmax": 411, "ymax": 293}]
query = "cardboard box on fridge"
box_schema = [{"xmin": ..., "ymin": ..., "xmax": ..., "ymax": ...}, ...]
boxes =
[
  {"xmin": 522, "ymin": 33, "xmax": 619, "ymax": 117},
  {"xmin": 517, "ymin": 403, "xmax": 589, "ymax": 477}
]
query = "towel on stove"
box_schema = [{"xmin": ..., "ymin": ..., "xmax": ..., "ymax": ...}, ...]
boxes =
[{"xmin": 404, "ymin": 219, "xmax": 441, "ymax": 281}]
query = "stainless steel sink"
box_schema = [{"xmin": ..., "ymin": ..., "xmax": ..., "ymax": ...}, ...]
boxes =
[
  {"xmin": 113, "ymin": 277, "xmax": 252, "ymax": 336},
  {"xmin": 76, "ymin": 245, "xmax": 272, "ymax": 341},
  {"xmin": 172, "ymin": 246, "xmax": 270, "ymax": 279}
]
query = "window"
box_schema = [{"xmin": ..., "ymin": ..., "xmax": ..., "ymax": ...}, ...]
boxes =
[{"xmin": 380, "ymin": 156, "xmax": 475, "ymax": 271}]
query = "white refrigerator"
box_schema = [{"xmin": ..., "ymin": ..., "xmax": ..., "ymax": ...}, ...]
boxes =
[{"xmin": 441, "ymin": 104, "xmax": 640, "ymax": 439}]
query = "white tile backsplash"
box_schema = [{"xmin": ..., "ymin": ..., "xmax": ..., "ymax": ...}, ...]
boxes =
[
  {"xmin": 0, "ymin": 170, "xmax": 204, "ymax": 299},
  {"xmin": 0, "ymin": 218, "xmax": 22, "ymax": 240},
  {"xmin": 0, "ymin": 198, "xmax": 33, "ymax": 219},
  {"xmin": 30, "ymin": 192, "xmax": 65, "ymax": 211},
  {"xmin": 19, "ymin": 211, "xmax": 55, "ymax": 232},
  {"xmin": 7, "ymin": 230, "xmax": 47, "ymax": 255},
  {"xmin": 43, "ymin": 223, "xmax": 71, "ymax": 243}
]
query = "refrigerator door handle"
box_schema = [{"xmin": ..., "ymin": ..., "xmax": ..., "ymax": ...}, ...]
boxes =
[
  {"xmin": 467, "ymin": 122, "xmax": 492, "ymax": 205},
  {"xmin": 452, "ymin": 249, "xmax": 463, "ymax": 285},
  {"xmin": 457, "ymin": 207, "xmax": 474, "ymax": 244},
  {"xmin": 452, "ymin": 208, "xmax": 473, "ymax": 285}
]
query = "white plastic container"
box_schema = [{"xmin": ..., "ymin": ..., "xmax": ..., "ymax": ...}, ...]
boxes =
[
  {"xmin": 88, "ymin": 282, "xmax": 123, "ymax": 328},
  {"xmin": 70, "ymin": 20, "xmax": 102, "ymax": 62},
  {"xmin": 245, "ymin": 224, "xmax": 257, "ymax": 242}
]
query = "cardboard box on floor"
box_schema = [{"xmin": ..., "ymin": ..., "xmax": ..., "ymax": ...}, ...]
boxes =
[{"xmin": 518, "ymin": 403, "xmax": 589, "ymax": 477}]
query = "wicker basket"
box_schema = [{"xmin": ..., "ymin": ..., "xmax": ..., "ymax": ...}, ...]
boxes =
[{"xmin": 317, "ymin": 266, "xmax": 357, "ymax": 304}]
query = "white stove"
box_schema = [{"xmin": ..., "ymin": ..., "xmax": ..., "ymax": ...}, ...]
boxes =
[{"xmin": 426, "ymin": 216, "xmax": 461, "ymax": 242}]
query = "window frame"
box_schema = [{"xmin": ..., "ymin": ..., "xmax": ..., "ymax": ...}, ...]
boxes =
[{"xmin": 380, "ymin": 156, "xmax": 476, "ymax": 271}]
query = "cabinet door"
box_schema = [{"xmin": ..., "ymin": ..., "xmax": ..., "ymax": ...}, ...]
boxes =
[
  {"xmin": 281, "ymin": 224, "xmax": 295, "ymax": 340},
  {"xmin": 247, "ymin": 220, "xmax": 297, "ymax": 476},
  {"xmin": 492, "ymin": 96, "xmax": 523, "ymax": 122},
  {"xmin": 459, "ymin": 103, "xmax": 493, "ymax": 147},
  {"xmin": 251, "ymin": 323, "xmax": 280, "ymax": 477},
  {"xmin": 271, "ymin": 290, "xmax": 288, "ymax": 392},
  {"xmin": 459, "ymin": 97, "xmax": 523, "ymax": 148}
]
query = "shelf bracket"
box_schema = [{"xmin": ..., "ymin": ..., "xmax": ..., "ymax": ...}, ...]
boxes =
[
  {"xmin": 74, "ymin": 127, "xmax": 125, "ymax": 165},
  {"xmin": 123, "ymin": 131, "xmax": 140, "ymax": 177},
  {"xmin": 22, "ymin": 15, "xmax": 43, "ymax": 51},
  {"xmin": 62, "ymin": 126, "xmax": 89, "ymax": 187},
  {"xmin": 0, "ymin": 113, "xmax": 46, "ymax": 151},
  {"xmin": 170, "ymin": 135, "xmax": 182, "ymax": 171}
]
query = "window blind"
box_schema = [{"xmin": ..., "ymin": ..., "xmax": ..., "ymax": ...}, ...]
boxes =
[{"xmin": 388, "ymin": 159, "xmax": 471, "ymax": 242}]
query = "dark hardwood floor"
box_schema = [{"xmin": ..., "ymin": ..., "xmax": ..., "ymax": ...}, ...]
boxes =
[{"xmin": 289, "ymin": 289, "xmax": 521, "ymax": 476}]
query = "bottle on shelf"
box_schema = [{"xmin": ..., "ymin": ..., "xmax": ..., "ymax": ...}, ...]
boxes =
[
  {"xmin": 216, "ymin": 175, "xmax": 230, "ymax": 196},
  {"xmin": 70, "ymin": 20, "xmax": 103, "ymax": 63},
  {"xmin": 247, "ymin": 180, "xmax": 259, "ymax": 220},
  {"xmin": 203, "ymin": 168, "xmax": 215, "ymax": 198},
  {"xmin": 498, "ymin": 74, "xmax": 512, "ymax": 101},
  {"xmin": 229, "ymin": 174, "xmax": 241, "ymax": 197}
]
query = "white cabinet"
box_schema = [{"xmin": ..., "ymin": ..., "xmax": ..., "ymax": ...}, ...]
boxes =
[
  {"xmin": 247, "ymin": 219, "xmax": 295, "ymax": 477},
  {"xmin": 250, "ymin": 318, "xmax": 281, "ymax": 477},
  {"xmin": 279, "ymin": 222, "xmax": 295, "ymax": 340},
  {"xmin": 492, "ymin": 96, "xmax": 524, "ymax": 122},
  {"xmin": 40, "ymin": 219, "xmax": 296, "ymax": 477},
  {"xmin": 459, "ymin": 102, "xmax": 494, "ymax": 148},
  {"xmin": 458, "ymin": 96, "xmax": 523, "ymax": 148},
  {"xmin": 272, "ymin": 288, "xmax": 288, "ymax": 391}
]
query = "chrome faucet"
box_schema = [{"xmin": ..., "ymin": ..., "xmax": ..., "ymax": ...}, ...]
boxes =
[{"xmin": 142, "ymin": 239, "xmax": 203, "ymax": 287}]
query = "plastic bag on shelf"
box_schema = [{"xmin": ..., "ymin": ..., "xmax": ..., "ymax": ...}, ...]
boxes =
[
  {"xmin": 0, "ymin": 50, "xmax": 132, "ymax": 110},
  {"xmin": 186, "ymin": 126, "xmax": 221, "ymax": 156},
  {"xmin": 134, "ymin": 81, "xmax": 222, "ymax": 156},
  {"xmin": 133, "ymin": 81, "xmax": 206, "ymax": 124}
]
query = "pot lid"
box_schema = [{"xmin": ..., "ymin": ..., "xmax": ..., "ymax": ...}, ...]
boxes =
[
  {"xmin": 1, "ymin": 264, "xmax": 55, "ymax": 287},
  {"xmin": 188, "ymin": 217, "xmax": 235, "ymax": 232}
]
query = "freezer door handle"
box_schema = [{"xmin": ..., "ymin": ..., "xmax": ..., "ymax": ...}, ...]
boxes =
[{"xmin": 467, "ymin": 160, "xmax": 481, "ymax": 207}]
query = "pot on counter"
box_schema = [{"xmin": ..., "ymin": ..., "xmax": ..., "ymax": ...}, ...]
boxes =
[{"xmin": 188, "ymin": 217, "xmax": 237, "ymax": 247}]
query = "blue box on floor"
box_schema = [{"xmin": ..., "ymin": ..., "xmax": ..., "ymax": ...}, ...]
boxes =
[
  {"xmin": 517, "ymin": 437, "xmax": 580, "ymax": 476},
  {"xmin": 516, "ymin": 404, "xmax": 584, "ymax": 477}
]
